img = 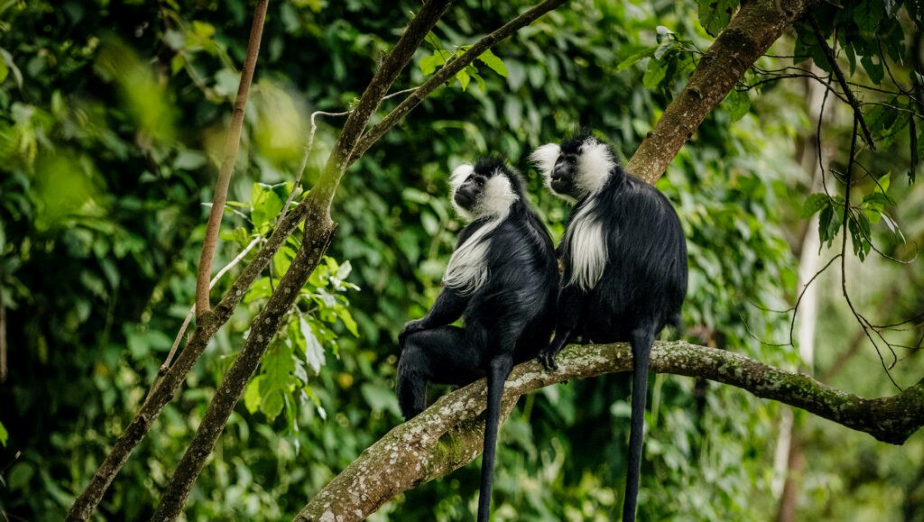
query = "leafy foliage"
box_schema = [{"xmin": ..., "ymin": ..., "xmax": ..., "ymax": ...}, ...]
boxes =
[{"xmin": 0, "ymin": 0, "xmax": 921, "ymax": 521}]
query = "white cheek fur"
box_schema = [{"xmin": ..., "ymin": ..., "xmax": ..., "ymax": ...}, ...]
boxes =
[
  {"xmin": 576, "ymin": 138, "xmax": 614, "ymax": 197},
  {"xmin": 450, "ymin": 163, "xmax": 475, "ymax": 220},
  {"xmin": 473, "ymin": 172, "xmax": 518, "ymax": 219}
]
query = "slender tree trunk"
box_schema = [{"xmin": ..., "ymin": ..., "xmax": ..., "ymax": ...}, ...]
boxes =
[{"xmin": 773, "ymin": 65, "xmax": 827, "ymax": 520}]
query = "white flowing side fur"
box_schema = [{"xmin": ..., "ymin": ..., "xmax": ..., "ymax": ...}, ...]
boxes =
[
  {"xmin": 564, "ymin": 198, "xmax": 607, "ymax": 290},
  {"xmin": 443, "ymin": 169, "xmax": 518, "ymax": 295}
]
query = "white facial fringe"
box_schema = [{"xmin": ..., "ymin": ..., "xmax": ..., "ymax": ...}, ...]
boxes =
[
  {"xmin": 564, "ymin": 198, "xmax": 607, "ymax": 290},
  {"xmin": 449, "ymin": 163, "xmax": 475, "ymax": 221},
  {"xmin": 529, "ymin": 143, "xmax": 561, "ymax": 190},
  {"xmin": 575, "ymin": 138, "xmax": 614, "ymax": 197},
  {"xmin": 443, "ymin": 169, "xmax": 517, "ymax": 295}
]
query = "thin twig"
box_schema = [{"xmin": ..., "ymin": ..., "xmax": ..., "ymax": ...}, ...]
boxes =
[
  {"xmin": 839, "ymin": 115, "xmax": 900, "ymax": 389},
  {"xmin": 194, "ymin": 0, "xmax": 269, "ymax": 317},
  {"xmin": 148, "ymin": 234, "xmax": 264, "ymax": 400},
  {"xmin": 280, "ymin": 111, "xmax": 350, "ymax": 220},
  {"xmin": 280, "ymin": 88, "xmax": 418, "ymax": 219},
  {"xmin": 808, "ymin": 14, "xmax": 876, "ymax": 150}
]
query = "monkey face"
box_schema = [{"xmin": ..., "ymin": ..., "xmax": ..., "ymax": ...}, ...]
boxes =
[
  {"xmin": 550, "ymin": 152, "xmax": 580, "ymax": 198},
  {"xmin": 453, "ymin": 170, "xmax": 487, "ymax": 212},
  {"xmin": 531, "ymin": 136, "xmax": 615, "ymax": 203},
  {"xmin": 449, "ymin": 160, "xmax": 520, "ymax": 221}
]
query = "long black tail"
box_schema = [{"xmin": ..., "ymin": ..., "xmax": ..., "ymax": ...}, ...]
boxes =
[
  {"xmin": 477, "ymin": 356, "xmax": 514, "ymax": 522},
  {"xmin": 623, "ymin": 328, "xmax": 654, "ymax": 522}
]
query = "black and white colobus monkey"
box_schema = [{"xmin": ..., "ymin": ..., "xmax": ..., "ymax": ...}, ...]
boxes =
[
  {"xmin": 396, "ymin": 158, "xmax": 559, "ymax": 522},
  {"xmin": 530, "ymin": 136, "xmax": 687, "ymax": 522}
]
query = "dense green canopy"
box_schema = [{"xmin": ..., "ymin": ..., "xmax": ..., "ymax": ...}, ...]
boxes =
[{"xmin": 1, "ymin": 1, "xmax": 922, "ymax": 520}]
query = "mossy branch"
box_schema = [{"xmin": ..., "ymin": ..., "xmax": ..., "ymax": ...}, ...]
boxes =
[{"xmin": 293, "ymin": 341, "xmax": 924, "ymax": 521}]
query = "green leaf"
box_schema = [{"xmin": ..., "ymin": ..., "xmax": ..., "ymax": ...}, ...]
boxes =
[
  {"xmin": 0, "ymin": 421, "xmax": 7, "ymax": 447},
  {"xmin": 698, "ymin": 0, "xmax": 739, "ymax": 36},
  {"xmin": 244, "ymin": 376, "xmax": 264, "ymax": 413},
  {"xmin": 300, "ymin": 317, "xmax": 326, "ymax": 374},
  {"xmin": 336, "ymin": 307, "xmax": 359, "ymax": 337},
  {"xmin": 477, "ymin": 48, "xmax": 508, "ymax": 78},
  {"xmin": 617, "ymin": 47, "xmax": 656, "ymax": 72},
  {"xmin": 818, "ymin": 204, "xmax": 842, "ymax": 246},
  {"xmin": 802, "ymin": 193, "xmax": 831, "ymax": 218},
  {"xmin": 0, "ymin": 58, "xmax": 8, "ymax": 84},
  {"xmin": 420, "ymin": 49, "xmax": 451, "ymax": 76},
  {"xmin": 261, "ymin": 391, "xmax": 284, "ymax": 419},
  {"xmin": 643, "ymin": 59, "xmax": 668, "ymax": 89},
  {"xmin": 251, "ymin": 182, "xmax": 284, "ymax": 233},
  {"xmin": 860, "ymin": 53, "xmax": 884, "ymax": 84},
  {"xmin": 722, "ymin": 90, "xmax": 750, "ymax": 122},
  {"xmin": 264, "ymin": 342, "xmax": 295, "ymax": 391},
  {"xmin": 456, "ymin": 69, "xmax": 471, "ymax": 91}
]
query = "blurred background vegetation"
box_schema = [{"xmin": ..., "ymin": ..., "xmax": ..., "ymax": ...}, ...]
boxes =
[{"xmin": 0, "ymin": 0, "xmax": 922, "ymax": 520}]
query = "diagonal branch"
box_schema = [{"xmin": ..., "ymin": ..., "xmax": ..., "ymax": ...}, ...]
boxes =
[
  {"xmin": 293, "ymin": 341, "xmax": 924, "ymax": 522},
  {"xmin": 626, "ymin": 0, "xmax": 822, "ymax": 183}
]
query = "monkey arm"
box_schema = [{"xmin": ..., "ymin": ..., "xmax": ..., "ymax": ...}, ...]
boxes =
[
  {"xmin": 539, "ymin": 285, "xmax": 584, "ymax": 370},
  {"xmin": 399, "ymin": 288, "xmax": 469, "ymax": 346}
]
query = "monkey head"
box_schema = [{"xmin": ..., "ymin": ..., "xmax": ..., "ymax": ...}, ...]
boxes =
[
  {"xmin": 530, "ymin": 135, "xmax": 615, "ymax": 202},
  {"xmin": 449, "ymin": 158, "xmax": 521, "ymax": 221}
]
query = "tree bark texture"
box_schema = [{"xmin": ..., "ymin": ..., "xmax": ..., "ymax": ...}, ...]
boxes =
[
  {"xmin": 294, "ymin": 341, "xmax": 924, "ymax": 521},
  {"xmin": 625, "ymin": 0, "xmax": 821, "ymax": 183}
]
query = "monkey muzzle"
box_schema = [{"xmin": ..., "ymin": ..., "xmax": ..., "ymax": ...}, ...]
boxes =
[{"xmin": 454, "ymin": 191, "xmax": 475, "ymax": 210}]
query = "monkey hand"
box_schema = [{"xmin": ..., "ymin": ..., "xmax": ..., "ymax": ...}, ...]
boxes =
[
  {"xmin": 538, "ymin": 347, "xmax": 560, "ymax": 371},
  {"xmin": 398, "ymin": 319, "xmax": 428, "ymax": 347}
]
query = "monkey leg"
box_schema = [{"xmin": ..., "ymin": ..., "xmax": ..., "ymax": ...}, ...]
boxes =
[{"xmin": 396, "ymin": 326, "xmax": 483, "ymax": 421}]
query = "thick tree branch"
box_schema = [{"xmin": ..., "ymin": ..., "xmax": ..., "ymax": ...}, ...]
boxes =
[
  {"xmin": 626, "ymin": 0, "xmax": 821, "ymax": 183},
  {"xmin": 195, "ymin": 0, "xmax": 269, "ymax": 316},
  {"xmin": 294, "ymin": 341, "xmax": 924, "ymax": 521}
]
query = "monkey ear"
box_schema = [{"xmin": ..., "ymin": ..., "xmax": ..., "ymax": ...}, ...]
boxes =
[
  {"xmin": 449, "ymin": 163, "xmax": 475, "ymax": 191},
  {"xmin": 529, "ymin": 143, "xmax": 561, "ymax": 186}
]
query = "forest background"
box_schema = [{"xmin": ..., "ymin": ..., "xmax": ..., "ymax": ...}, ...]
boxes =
[{"xmin": 1, "ymin": 0, "xmax": 923, "ymax": 520}]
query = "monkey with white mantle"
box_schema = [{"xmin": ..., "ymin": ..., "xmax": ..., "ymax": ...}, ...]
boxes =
[
  {"xmin": 531, "ymin": 135, "xmax": 688, "ymax": 522},
  {"xmin": 396, "ymin": 157, "xmax": 559, "ymax": 522}
]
